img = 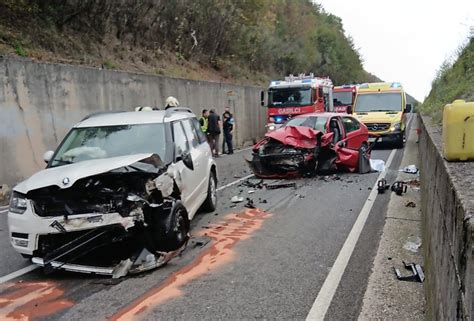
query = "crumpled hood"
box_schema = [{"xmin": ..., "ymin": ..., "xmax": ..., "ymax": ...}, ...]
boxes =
[
  {"xmin": 265, "ymin": 126, "xmax": 322, "ymax": 149},
  {"xmin": 15, "ymin": 153, "xmax": 156, "ymax": 194}
]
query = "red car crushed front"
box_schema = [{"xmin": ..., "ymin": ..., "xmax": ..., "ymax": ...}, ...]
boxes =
[{"xmin": 247, "ymin": 113, "xmax": 375, "ymax": 178}]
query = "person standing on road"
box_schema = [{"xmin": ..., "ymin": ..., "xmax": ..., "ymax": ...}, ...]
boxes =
[
  {"xmin": 207, "ymin": 109, "xmax": 221, "ymax": 157},
  {"xmin": 221, "ymin": 106, "xmax": 234, "ymax": 153},
  {"xmin": 199, "ymin": 109, "xmax": 209, "ymax": 134},
  {"xmin": 223, "ymin": 111, "xmax": 234, "ymax": 154}
]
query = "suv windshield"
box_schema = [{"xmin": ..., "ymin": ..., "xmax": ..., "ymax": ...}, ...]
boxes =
[
  {"xmin": 355, "ymin": 93, "xmax": 403, "ymax": 112},
  {"xmin": 268, "ymin": 87, "xmax": 311, "ymax": 107},
  {"xmin": 285, "ymin": 116, "xmax": 327, "ymax": 132},
  {"xmin": 50, "ymin": 124, "xmax": 167, "ymax": 167},
  {"xmin": 333, "ymin": 91, "xmax": 353, "ymax": 106}
]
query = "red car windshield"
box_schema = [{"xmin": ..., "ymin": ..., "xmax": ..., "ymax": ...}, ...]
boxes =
[{"xmin": 285, "ymin": 116, "xmax": 328, "ymax": 133}]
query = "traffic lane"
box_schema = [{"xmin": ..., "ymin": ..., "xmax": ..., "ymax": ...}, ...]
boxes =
[
  {"xmin": 119, "ymin": 171, "xmax": 382, "ymax": 320},
  {"xmin": 0, "ymin": 177, "xmax": 297, "ymax": 320},
  {"xmin": 111, "ymin": 148, "xmax": 395, "ymax": 320},
  {"xmin": 0, "ymin": 149, "xmax": 392, "ymax": 320},
  {"xmin": 0, "ymin": 149, "xmax": 253, "ymax": 279},
  {"xmin": 213, "ymin": 149, "xmax": 253, "ymax": 185},
  {"xmin": 0, "ymin": 209, "xmax": 33, "ymax": 277}
]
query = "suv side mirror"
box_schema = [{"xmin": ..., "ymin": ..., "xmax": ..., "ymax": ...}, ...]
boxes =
[
  {"xmin": 180, "ymin": 151, "xmax": 194, "ymax": 170},
  {"xmin": 405, "ymin": 104, "xmax": 412, "ymax": 113},
  {"xmin": 43, "ymin": 150, "xmax": 54, "ymax": 164}
]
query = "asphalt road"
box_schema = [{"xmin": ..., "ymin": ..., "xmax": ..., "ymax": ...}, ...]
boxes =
[{"xmin": 0, "ymin": 118, "xmax": 413, "ymax": 320}]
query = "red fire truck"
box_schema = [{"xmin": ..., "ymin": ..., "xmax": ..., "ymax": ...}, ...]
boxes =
[
  {"xmin": 261, "ymin": 74, "xmax": 334, "ymax": 131},
  {"xmin": 333, "ymin": 85, "xmax": 358, "ymax": 113}
]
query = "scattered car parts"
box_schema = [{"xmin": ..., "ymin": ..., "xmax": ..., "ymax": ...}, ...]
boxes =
[
  {"xmin": 391, "ymin": 181, "xmax": 408, "ymax": 196},
  {"xmin": 377, "ymin": 178, "xmax": 390, "ymax": 194},
  {"xmin": 394, "ymin": 261, "xmax": 425, "ymax": 283},
  {"xmin": 265, "ymin": 182, "xmax": 297, "ymax": 190}
]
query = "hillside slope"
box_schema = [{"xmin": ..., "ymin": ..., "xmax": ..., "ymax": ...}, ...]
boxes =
[
  {"xmin": 420, "ymin": 38, "xmax": 473, "ymax": 120},
  {"xmin": 0, "ymin": 0, "xmax": 379, "ymax": 85}
]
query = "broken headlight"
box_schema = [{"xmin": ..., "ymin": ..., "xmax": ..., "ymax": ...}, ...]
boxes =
[{"xmin": 10, "ymin": 191, "xmax": 28, "ymax": 214}]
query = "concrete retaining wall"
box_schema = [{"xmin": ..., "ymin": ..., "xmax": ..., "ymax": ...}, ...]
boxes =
[
  {"xmin": 419, "ymin": 115, "xmax": 474, "ymax": 320},
  {"xmin": 0, "ymin": 57, "xmax": 266, "ymax": 186}
]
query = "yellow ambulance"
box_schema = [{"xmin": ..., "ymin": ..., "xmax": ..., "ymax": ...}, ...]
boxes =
[{"xmin": 353, "ymin": 82, "xmax": 412, "ymax": 148}]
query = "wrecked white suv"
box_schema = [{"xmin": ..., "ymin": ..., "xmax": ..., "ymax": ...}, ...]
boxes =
[{"xmin": 8, "ymin": 108, "xmax": 217, "ymax": 277}]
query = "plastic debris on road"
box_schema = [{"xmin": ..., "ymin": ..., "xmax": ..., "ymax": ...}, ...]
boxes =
[
  {"xmin": 231, "ymin": 196, "xmax": 244, "ymax": 203},
  {"xmin": 370, "ymin": 159, "xmax": 385, "ymax": 172},
  {"xmin": 403, "ymin": 237, "xmax": 422, "ymax": 253},
  {"xmin": 399, "ymin": 164, "xmax": 419, "ymax": 174}
]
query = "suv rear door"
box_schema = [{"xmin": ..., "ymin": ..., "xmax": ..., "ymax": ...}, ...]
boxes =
[{"xmin": 171, "ymin": 120, "xmax": 203, "ymax": 217}]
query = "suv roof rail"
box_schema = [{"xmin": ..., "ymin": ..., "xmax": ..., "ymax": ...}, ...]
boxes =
[
  {"xmin": 80, "ymin": 111, "xmax": 126, "ymax": 122},
  {"xmin": 164, "ymin": 107, "xmax": 194, "ymax": 118}
]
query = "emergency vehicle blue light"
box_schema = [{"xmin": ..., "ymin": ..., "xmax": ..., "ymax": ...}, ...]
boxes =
[
  {"xmin": 391, "ymin": 82, "xmax": 401, "ymax": 88},
  {"xmin": 275, "ymin": 116, "xmax": 283, "ymax": 123},
  {"xmin": 302, "ymin": 79, "xmax": 312, "ymax": 83}
]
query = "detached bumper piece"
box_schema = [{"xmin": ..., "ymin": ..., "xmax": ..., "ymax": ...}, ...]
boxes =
[{"xmin": 394, "ymin": 261, "xmax": 425, "ymax": 283}]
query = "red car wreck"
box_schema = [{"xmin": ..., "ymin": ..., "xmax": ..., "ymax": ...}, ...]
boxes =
[{"xmin": 247, "ymin": 113, "xmax": 375, "ymax": 178}]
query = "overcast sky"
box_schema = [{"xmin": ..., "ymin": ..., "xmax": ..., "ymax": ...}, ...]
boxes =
[{"xmin": 316, "ymin": 0, "xmax": 473, "ymax": 101}]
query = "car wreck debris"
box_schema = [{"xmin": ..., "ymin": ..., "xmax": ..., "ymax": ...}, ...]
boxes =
[
  {"xmin": 265, "ymin": 182, "xmax": 297, "ymax": 190},
  {"xmin": 231, "ymin": 196, "xmax": 245, "ymax": 203},
  {"xmin": 377, "ymin": 178, "xmax": 390, "ymax": 194},
  {"xmin": 400, "ymin": 165, "xmax": 419, "ymax": 174},
  {"xmin": 391, "ymin": 181, "xmax": 408, "ymax": 196},
  {"xmin": 394, "ymin": 261, "xmax": 425, "ymax": 283},
  {"xmin": 370, "ymin": 159, "xmax": 385, "ymax": 172},
  {"xmin": 241, "ymin": 179, "xmax": 264, "ymax": 189},
  {"xmin": 244, "ymin": 199, "xmax": 256, "ymax": 209}
]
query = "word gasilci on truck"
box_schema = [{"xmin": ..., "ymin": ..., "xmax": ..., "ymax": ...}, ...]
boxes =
[{"xmin": 260, "ymin": 74, "xmax": 334, "ymax": 132}]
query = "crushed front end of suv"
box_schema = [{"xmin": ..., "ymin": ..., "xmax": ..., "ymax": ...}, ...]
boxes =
[{"xmin": 8, "ymin": 109, "xmax": 217, "ymax": 278}]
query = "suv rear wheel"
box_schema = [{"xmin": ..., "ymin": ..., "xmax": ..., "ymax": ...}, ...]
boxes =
[{"xmin": 201, "ymin": 171, "xmax": 217, "ymax": 212}]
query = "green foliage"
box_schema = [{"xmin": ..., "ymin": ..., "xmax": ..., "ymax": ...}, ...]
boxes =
[
  {"xmin": 102, "ymin": 60, "xmax": 117, "ymax": 70},
  {"xmin": 14, "ymin": 41, "xmax": 27, "ymax": 57},
  {"xmin": 420, "ymin": 38, "xmax": 474, "ymax": 121},
  {"xmin": 0, "ymin": 0, "xmax": 376, "ymax": 84}
]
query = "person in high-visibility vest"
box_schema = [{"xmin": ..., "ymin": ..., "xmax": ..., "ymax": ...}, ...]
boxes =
[{"xmin": 199, "ymin": 109, "xmax": 209, "ymax": 134}]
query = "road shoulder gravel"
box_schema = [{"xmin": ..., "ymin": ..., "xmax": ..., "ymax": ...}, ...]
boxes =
[{"xmin": 358, "ymin": 116, "xmax": 425, "ymax": 320}]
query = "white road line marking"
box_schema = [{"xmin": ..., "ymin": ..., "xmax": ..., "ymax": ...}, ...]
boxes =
[
  {"xmin": 217, "ymin": 174, "xmax": 254, "ymax": 191},
  {"xmin": 234, "ymin": 146, "xmax": 253, "ymax": 154},
  {"xmin": 306, "ymin": 148, "xmax": 397, "ymax": 321},
  {"xmin": 0, "ymin": 264, "xmax": 39, "ymax": 285}
]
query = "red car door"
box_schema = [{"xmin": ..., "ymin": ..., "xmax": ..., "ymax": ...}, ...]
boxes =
[
  {"xmin": 341, "ymin": 116, "xmax": 368, "ymax": 149},
  {"xmin": 332, "ymin": 116, "xmax": 367, "ymax": 172}
]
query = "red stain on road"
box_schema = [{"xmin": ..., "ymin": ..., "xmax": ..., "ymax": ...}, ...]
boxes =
[
  {"xmin": 109, "ymin": 208, "xmax": 271, "ymax": 321},
  {"xmin": 0, "ymin": 281, "xmax": 74, "ymax": 320}
]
